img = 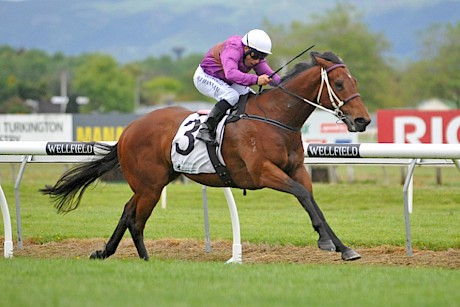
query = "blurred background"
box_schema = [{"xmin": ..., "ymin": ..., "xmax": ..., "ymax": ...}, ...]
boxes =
[{"xmin": 1, "ymin": 0, "xmax": 459, "ymax": 114}]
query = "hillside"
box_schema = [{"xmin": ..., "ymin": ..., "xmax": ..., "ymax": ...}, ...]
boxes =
[{"xmin": 0, "ymin": 0, "xmax": 459, "ymax": 62}]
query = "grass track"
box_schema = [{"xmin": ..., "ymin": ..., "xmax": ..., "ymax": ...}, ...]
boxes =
[
  {"xmin": 0, "ymin": 163, "xmax": 459, "ymax": 306},
  {"xmin": 2, "ymin": 177, "xmax": 458, "ymax": 250},
  {"xmin": 1, "ymin": 258, "xmax": 459, "ymax": 307}
]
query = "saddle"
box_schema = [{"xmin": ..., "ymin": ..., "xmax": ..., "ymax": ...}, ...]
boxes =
[{"xmin": 171, "ymin": 93, "xmax": 257, "ymax": 188}]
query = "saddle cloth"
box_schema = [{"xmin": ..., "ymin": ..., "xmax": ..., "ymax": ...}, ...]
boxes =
[{"xmin": 171, "ymin": 113, "xmax": 227, "ymax": 174}]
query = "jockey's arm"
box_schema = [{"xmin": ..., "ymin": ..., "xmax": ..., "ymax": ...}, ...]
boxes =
[{"xmin": 221, "ymin": 46, "xmax": 258, "ymax": 86}]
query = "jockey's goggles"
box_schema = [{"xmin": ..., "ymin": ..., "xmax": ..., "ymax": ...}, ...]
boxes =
[{"xmin": 248, "ymin": 48, "xmax": 268, "ymax": 60}]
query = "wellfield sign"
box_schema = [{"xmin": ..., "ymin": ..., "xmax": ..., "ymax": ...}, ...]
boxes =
[{"xmin": 377, "ymin": 110, "xmax": 460, "ymax": 144}]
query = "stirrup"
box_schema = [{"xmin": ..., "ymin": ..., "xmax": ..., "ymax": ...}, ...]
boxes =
[{"xmin": 196, "ymin": 128, "xmax": 217, "ymax": 145}]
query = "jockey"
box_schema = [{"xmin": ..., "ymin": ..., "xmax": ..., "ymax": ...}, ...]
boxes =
[{"xmin": 193, "ymin": 29, "xmax": 281, "ymax": 145}]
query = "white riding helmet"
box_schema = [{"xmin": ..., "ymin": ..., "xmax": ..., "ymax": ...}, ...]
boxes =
[{"xmin": 241, "ymin": 29, "xmax": 272, "ymax": 54}]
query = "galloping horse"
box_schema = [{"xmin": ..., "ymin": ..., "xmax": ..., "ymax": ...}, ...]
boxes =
[{"xmin": 41, "ymin": 51, "xmax": 371, "ymax": 261}]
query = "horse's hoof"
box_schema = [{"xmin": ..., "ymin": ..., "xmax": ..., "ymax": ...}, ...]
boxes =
[
  {"xmin": 318, "ymin": 239, "xmax": 335, "ymax": 251},
  {"xmin": 89, "ymin": 250, "xmax": 104, "ymax": 260},
  {"xmin": 341, "ymin": 248, "xmax": 361, "ymax": 261}
]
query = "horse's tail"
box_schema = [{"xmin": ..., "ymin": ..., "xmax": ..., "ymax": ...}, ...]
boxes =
[{"xmin": 40, "ymin": 143, "xmax": 120, "ymax": 213}]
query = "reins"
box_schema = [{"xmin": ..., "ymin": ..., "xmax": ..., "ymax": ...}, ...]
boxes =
[{"xmin": 235, "ymin": 113, "xmax": 300, "ymax": 132}]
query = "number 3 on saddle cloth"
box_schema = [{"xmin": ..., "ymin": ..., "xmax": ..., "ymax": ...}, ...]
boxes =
[{"xmin": 171, "ymin": 112, "xmax": 235, "ymax": 186}]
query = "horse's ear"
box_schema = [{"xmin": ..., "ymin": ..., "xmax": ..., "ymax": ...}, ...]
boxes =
[
  {"xmin": 323, "ymin": 51, "xmax": 344, "ymax": 64},
  {"xmin": 314, "ymin": 56, "xmax": 334, "ymax": 70},
  {"xmin": 310, "ymin": 51, "xmax": 320, "ymax": 64},
  {"xmin": 311, "ymin": 52, "xmax": 330, "ymax": 68}
]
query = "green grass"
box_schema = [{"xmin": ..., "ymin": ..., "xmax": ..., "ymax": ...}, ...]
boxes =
[
  {"xmin": 1, "ymin": 164, "xmax": 458, "ymax": 249},
  {"xmin": 1, "ymin": 258, "xmax": 459, "ymax": 307},
  {"xmin": 0, "ymin": 163, "xmax": 459, "ymax": 307}
]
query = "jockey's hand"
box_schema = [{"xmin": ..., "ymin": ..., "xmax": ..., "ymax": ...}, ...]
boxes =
[{"xmin": 257, "ymin": 74, "xmax": 272, "ymax": 86}]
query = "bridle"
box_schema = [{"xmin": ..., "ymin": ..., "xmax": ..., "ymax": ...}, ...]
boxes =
[
  {"xmin": 232, "ymin": 62, "xmax": 361, "ymax": 132},
  {"xmin": 277, "ymin": 63, "xmax": 361, "ymax": 121}
]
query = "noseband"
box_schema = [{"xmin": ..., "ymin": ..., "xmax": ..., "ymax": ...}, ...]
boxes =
[{"xmin": 278, "ymin": 63, "xmax": 361, "ymax": 120}]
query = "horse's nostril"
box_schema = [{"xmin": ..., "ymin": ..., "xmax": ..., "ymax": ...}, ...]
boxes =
[
  {"xmin": 354, "ymin": 118, "xmax": 371, "ymax": 131},
  {"xmin": 355, "ymin": 117, "xmax": 370, "ymax": 126}
]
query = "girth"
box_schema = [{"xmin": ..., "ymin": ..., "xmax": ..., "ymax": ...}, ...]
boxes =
[
  {"xmin": 205, "ymin": 142, "xmax": 236, "ymax": 187},
  {"xmin": 208, "ymin": 92, "xmax": 297, "ymax": 187}
]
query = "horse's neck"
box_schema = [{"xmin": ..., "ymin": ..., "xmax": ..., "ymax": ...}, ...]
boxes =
[{"xmin": 248, "ymin": 73, "xmax": 320, "ymax": 130}]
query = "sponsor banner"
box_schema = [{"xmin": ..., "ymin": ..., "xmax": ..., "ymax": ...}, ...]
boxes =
[
  {"xmin": 73, "ymin": 114, "xmax": 139, "ymax": 141},
  {"xmin": 377, "ymin": 110, "xmax": 460, "ymax": 144},
  {"xmin": 306, "ymin": 143, "xmax": 361, "ymax": 158},
  {"xmin": 301, "ymin": 110, "xmax": 357, "ymax": 144},
  {"xmin": 45, "ymin": 142, "xmax": 95, "ymax": 155},
  {"xmin": 0, "ymin": 114, "xmax": 72, "ymax": 141}
]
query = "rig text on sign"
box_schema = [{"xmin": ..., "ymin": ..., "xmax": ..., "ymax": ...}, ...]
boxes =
[{"xmin": 377, "ymin": 110, "xmax": 460, "ymax": 144}]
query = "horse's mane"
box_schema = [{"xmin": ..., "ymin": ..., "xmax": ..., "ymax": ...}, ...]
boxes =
[{"xmin": 280, "ymin": 51, "xmax": 343, "ymax": 83}]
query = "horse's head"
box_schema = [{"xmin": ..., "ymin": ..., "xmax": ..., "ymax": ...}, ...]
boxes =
[{"xmin": 311, "ymin": 52, "xmax": 371, "ymax": 132}]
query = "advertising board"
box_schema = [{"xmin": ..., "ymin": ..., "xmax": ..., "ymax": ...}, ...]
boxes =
[
  {"xmin": 301, "ymin": 110, "xmax": 358, "ymax": 144},
  {"xmin": 0, "ymin": 114, "xmax": 72, "ymax": 141},
  {"xmin": 377, "ymin": 110, "xmax": 460, "ymax": 143},
  {"xmin": 73, "ymin": 114, "xmax": 139, "ymax": 141}
]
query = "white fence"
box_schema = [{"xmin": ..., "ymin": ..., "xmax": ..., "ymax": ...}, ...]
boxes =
[
  {"xmin": 1, "ymin": 142, "xmax": 460, "ymax": 259},
  {"xmin": 303, "ymin": 142, "xmax": 460, "ymax": 256},
  {"xmin": 0, "ymin": 141, "xmax": 242, "ymax": 262}
]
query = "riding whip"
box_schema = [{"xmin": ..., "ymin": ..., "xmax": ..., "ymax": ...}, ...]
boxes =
[
  {"xmin": 269, "ymin": 44, "xmax": 315, "ymax": 78},
  {"xmin": 258, "ymin": 44, "xmax": 316, "ymax": 93}
]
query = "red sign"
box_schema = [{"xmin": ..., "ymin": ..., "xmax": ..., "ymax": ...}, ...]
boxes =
[
  {"xmin": 377, "ymin": 110, "xmax": 460, "ymax": 144},
  {"xmin": 320, "ymin": 123, "xmax": 348, "ymax": 133}
]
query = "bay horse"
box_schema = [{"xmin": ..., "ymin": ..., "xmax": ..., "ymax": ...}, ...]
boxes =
[{"xmin": 41, "ymin": 51, "xmax": 371, "ymax": 261}]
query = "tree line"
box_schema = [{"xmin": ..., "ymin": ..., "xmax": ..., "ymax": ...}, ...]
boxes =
[{"xmin": 1, "ymin": 4, "xmax": 459, "ymax": 114}]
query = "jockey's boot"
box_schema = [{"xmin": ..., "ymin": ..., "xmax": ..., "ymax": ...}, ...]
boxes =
[{"xmin": 196, "ymin": 99, "xmax": 232, "ymax": 145}]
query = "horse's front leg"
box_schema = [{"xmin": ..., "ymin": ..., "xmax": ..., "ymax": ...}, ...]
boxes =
[
  {"xmin": 309, "ymin": 195, "xmax": 361, "ymax": 260},
  {"xmin": 253, "ymin": 163, "xmax": 335, "ymax": 251},
  {"xmin": 288, "ymin": 180, "xmax": 336, "ymax": 251},
  {"xmin": 291, "ymin": 165, "xmax": 361, "ymax": 261}
]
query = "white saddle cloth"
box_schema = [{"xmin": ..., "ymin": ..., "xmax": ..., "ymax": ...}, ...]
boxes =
[{"xmin": 171, "ymin": 113, "xmax": 227, "ymax": 174}]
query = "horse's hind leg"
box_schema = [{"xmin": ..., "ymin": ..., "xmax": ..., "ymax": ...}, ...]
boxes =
[
  {"xmin": 89, "ymin": 189, "xmax": 161, "ymax": 260},
  {"xmin": 90, "ymin": 197, "xmax": 134, "ymax": 260},
  {"xmin": 125, "ymin": 190, "xmax": 163, "ymax": 260}
]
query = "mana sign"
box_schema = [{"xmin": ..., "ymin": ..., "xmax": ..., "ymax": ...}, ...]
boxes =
[{"xmin": 377, "ymin": 110, "xmax": 460, "ymax": 144}]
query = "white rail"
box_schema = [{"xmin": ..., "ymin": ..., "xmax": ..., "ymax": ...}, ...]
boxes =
[
  {"xmin": 0, "ymin": 141, "xmax": 241, "ymax": 262},
  {"xmin": 303, "ymin": 143, "xmax": 460, "ymax": 256},
  {"xmin": 304, "ymin": 142, "xmax": 460, "ymax": 161}
]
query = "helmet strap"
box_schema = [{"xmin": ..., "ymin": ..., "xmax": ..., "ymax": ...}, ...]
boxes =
[{"xmin": 243, "ymin": 46, "xmax": 251, "ymax": 59}]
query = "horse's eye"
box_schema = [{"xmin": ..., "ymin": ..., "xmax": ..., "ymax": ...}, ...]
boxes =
[{"xmin": 334, "ymin": 80, "xmax": 344, "ymax": 91}]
